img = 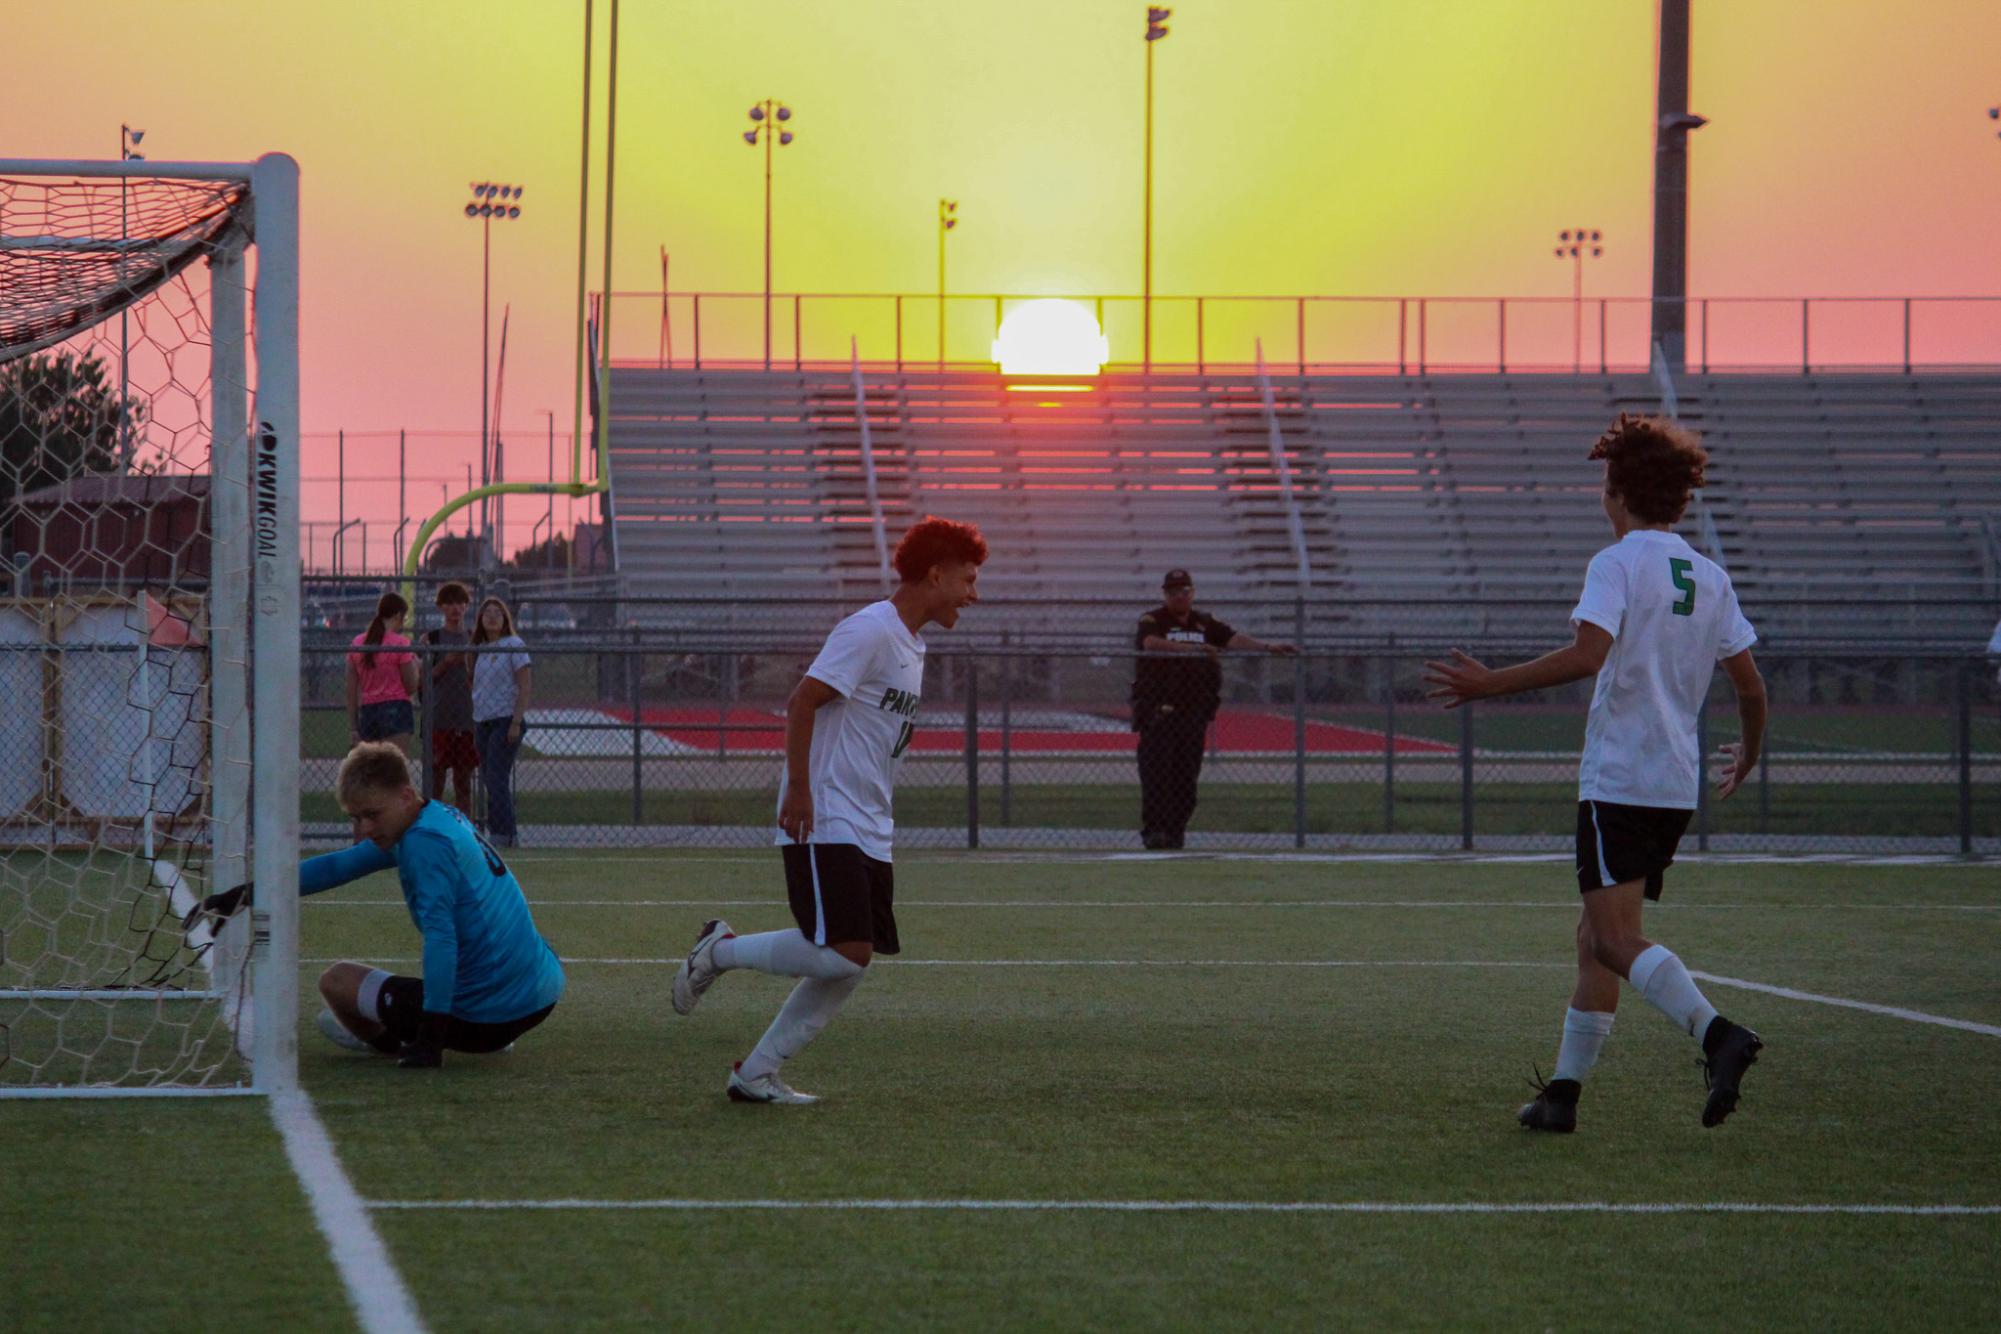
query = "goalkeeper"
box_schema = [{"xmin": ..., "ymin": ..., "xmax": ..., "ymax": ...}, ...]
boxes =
[{"xmin": 189, "ymin": 741, "xmax": 565, "ymax": 1068}]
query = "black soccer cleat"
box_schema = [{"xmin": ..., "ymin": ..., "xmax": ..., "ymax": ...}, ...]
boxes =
[
  {"xmin": 1699, "ymin": 1021, "xmax": 1763, "ymax": 1128},
  {"xmin": 1517, "ymin": 1070, "xmax": 1580, "ymax": 1134}
]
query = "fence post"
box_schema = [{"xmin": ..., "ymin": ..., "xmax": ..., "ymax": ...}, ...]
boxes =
[
  {"xmin": 1902, "ymin": 297, "xmax": 1912, "ymax": 375},
  {"xmin": 1459, "ymin": 701, "xmax": 1474, "ymax": 851},
  {"xmin": 1296, "ymin": 296, "xmax": 1306, "ymax": 376},
  {"xmin": 1801, "ymin": 298, "xmax": 1810, "ymax": 374},
  {"xmin": 1418, "ymin": 299, "xmax": 1428, "ymax": 375},
  {"xmin": 1959, "ymin": 661, "xmax": 1974, "ymax": 855},
  {"xmin": 1000, "ymin": 633, "xmax": 1013, "ymax": 827},
  {"xmin": 629, "ymin": 627, "xmax": 643, "ymax": 826},
  {"xmin": 1397, "ymin": 298, "xmax": 1407, "ymax": 375},
  {"xmin": 1497, "ymin": 298, "xmax": 1507, "ymax": 373},
  {"xmin": 692, "ymin": 293, "xmax": 702, "ymax": 370},
  {"xmin": 1293, "ymin": 600, "xmax": 1307, "ymax": 849},
  {"xmin": 1695, "ymin": 693, "xmax": 1710, "ymax": 851},
  {"xmin": 1758, "ymin": 734, "xmax": 1770, "ymax": 836},
  {"xmin": 1383, "ymin": 649, "xmax": 1396, "ymax": 834},
  {"xmin": 419, "ymin": 640, "xmax": 435, "ymax": 801},
  {"xmin": 895, "ymin": 294, "xmax": 903, "ymax": 369},
  {"xmin": 965, "ymin": 659, "xmax": 980, "ymax": 850}
]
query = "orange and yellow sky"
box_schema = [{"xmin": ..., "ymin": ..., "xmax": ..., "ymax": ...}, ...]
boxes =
[{"xmin": 9, "ymin": 0, "xmax": 2001, "ymax": 553}]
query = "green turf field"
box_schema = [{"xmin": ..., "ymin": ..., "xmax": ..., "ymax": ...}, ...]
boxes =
[{"xmin": 6, "ymin": 853, "xmax": 1998, "ymax": 1329}]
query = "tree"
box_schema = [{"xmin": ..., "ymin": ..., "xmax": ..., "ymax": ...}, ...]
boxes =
[
  {"xmin": 507, "ymin": 532, "xmax": 574, "ymax": 573},
  {"xmin": 420, "ymin": 532, "xmax": 487, "ymax": 574},
  {"xmin": 0, "ymin": 351, "xmax": 145, "ymax": 502}
]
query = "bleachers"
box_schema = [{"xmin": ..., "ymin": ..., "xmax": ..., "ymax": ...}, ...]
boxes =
[{"xmin": 606, "ymin": 366, "xmax": 2001, "ymax": 641}]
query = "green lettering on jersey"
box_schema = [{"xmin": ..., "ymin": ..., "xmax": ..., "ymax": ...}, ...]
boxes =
[{"xmin": 1669, "ymin": 557, "xmax": 1696, "ymax": 616}]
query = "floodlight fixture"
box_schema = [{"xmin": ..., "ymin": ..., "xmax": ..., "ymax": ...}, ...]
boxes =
[
  {"xmin": 1147, "ymin": 6, "xmax": 1170, "ymax": 40},
  {"xmin": 461, "ymin": 176, "xmax": 526, "ymax": 547},
  {"xmin": 1553, "ymin": 225, "xmax": 1605, "ymax": 371},
  {"xmin": 742, "ymin": 99, "xmax": 800, "ymax": 367}
]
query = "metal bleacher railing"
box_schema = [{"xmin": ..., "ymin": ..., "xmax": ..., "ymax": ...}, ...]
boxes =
[{"xmin": 602, "ymin": 291, "xmax": 2001, "ymax": 374}]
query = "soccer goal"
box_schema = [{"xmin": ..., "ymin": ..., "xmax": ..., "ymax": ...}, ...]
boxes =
[{"xmin": 0, "ymin": 155, "xmax": 300, "ymax": 1096}]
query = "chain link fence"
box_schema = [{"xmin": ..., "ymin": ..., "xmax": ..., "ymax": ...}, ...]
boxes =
[{"xmin": 307, "ymin": 639, "xmax": 2000, "ymax": 856}]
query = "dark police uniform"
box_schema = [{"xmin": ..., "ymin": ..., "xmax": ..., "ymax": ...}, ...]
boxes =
[{"xmin": 1132, "ymin": 598, "xmax": 1235, "ymax": 849}]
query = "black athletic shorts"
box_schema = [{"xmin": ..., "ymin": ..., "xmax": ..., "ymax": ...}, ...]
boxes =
[
  {"xmin": 782, "ymin": 842, "xmax": 900, "ymax": 954},
  {"xmin": 1575, "ymin": 800, "xmax": 1694, "ymax": 900},
  {"xmin": 376, "ymin": 975, "xmax": 556, "ymax": 1053}
]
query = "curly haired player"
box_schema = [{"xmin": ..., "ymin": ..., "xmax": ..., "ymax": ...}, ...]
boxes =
[
  {"xmin": 1423, "ymin": 414, "xmax": 1769, "ymax": 1133},
  {"xmin": 671, "ymin": 516, "xmax": 987, "ymax": 1104}
]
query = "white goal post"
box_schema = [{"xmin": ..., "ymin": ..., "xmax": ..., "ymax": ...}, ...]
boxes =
[{"xmin": 0, "ymin": 155, "xmax": 300, "ymax": 1096}]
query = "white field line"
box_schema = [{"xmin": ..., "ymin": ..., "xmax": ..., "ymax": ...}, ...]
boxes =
[
  {"xmin": 295, "ymin": 956, "xmax": 2001, "ymax": 1039},
  {"xmin": 363, "ymin": 1197, "xmax": 2001, "ymax": 1217},
  {"xmin": 271, "ymin": 1091, "xmax": 426, "ymax": 1334},
  {"xmin": 1690, "ymin": 972, "xmax": 2001, "ymax": 1039},
  {"xmin": 304, "ymin": 898, "xmax": 2001, "ymax": 912},
  {"xmin": 302, "ymin": 957, "xmax": 1565, "ymax": 970},
  {"xmin": 494, "ymin": 852, "xmax": 1994, "ymax": 868}
]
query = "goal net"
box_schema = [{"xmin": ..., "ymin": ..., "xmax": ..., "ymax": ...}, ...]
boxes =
[{"xmin": 0, "ymin": 157, "xmax": 299, "ymax": 1096}]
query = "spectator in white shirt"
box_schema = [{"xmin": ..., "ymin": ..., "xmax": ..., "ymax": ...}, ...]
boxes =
[{"xmin": 470, "ymin": 597, "xmax": 533, "ymax": 848}]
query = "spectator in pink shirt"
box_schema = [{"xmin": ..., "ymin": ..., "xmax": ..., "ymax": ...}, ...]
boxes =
[{"xmin": 347, "ymin": 591, "xmax": 420, "ymax": 754}]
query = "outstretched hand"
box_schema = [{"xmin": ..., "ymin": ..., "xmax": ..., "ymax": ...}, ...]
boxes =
[{"xmin": 1421, "ymin": 649, "xmax": 1494, "ymax": 710}]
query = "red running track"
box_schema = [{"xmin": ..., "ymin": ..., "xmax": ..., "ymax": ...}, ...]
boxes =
[{"xmin": 598, "ymin": 707, "xmax": 1456, "ymax": 756}]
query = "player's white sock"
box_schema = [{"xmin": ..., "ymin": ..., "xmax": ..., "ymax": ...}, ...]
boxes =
[
  {"xmin": 717, "ymin": 929, "xmax": 864, "ymax": 980},
  {"xmin": 738, "ymin": 971, "xmax": 866, "ymax": 1081},
  {"xmin": 1552, "ymin": 1007, "xmax": 1615, "ymax": 1083},
  {"xmin": 1628, "ymin": 943, "xmax": 1719, "ymax": 1041}
]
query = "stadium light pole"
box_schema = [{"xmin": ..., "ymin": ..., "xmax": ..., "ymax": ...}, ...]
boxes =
[
  {"xmin": 119, "ymin": 124, "xmax": 145, "ymax": 470},
  {"xmin": 1143, "ymin": 7, "xmax": 1170, "ymax": 371},
  {"xmin": 744, "ymin": 100, "xmax": 796, "ymax": 370},
  {"xmin": 938, "ymin": 199, "xmax": 958, "ymax": 367},
  {"xmin": 1553, "ymin": 228, "xmax": 1603, "ymax": 372},
  {"xmin": 464, "ymin": 181, "xmax": 523, "ymax": 557}
]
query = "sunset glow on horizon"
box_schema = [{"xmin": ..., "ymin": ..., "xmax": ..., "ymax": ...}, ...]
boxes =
[{"xmin": 11, "ymin": 0, "xmax": 2001, "ymax": 552}]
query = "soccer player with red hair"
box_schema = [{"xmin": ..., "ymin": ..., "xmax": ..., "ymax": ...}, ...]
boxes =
[{"xmin": 671, "ymin": 517, "xmax": 986, "ymax": 1103}]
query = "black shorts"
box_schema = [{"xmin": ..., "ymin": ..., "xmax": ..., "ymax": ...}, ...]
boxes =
[
  {"xmin": 356, "ymin": 699, "xmax": 415, "ymax": 740},
  {"xmin": 375, "ymin": 975, "xmax": 556, "ymax": 1053},
  {"xmin": 1576, "ymin": 800, "xmax": 1694, "ymax": 900},
  {"xmin": 782, "ymin": 843, "xmax": 900, "ymax": 954}
]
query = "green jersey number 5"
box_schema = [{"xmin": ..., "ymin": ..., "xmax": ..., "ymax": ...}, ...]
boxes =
[{"xmin": 1668, "ymin": 557, "xmax": 1696, "ymax": 617}]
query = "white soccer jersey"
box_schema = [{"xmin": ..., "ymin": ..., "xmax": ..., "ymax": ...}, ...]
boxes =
[
  {"xmin": 775, "ymin": 600, "xmax": 925, "ymax": 861},
  {"xmin": 1571, "ymin": 529, "xmax": 1757, "ymax": 810}
]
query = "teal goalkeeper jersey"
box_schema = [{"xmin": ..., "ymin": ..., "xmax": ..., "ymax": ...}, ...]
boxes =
[{"xmin": 299, "ymin": 801, "xmax": 565, "ymax": 1023}]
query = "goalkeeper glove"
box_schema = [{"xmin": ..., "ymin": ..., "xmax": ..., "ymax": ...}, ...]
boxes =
[
  {"xmin": 398, "ymin": 1013, "xmax": 450, "ymax": 1069},
  {"xmin": 182, "ymin": 882, "xmax": 254, "ymax": 935}
]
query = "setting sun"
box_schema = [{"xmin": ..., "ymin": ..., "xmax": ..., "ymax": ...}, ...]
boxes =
[{"xmin": 991, "ymin": 299, "xmax": 1109, "ymax": 376}]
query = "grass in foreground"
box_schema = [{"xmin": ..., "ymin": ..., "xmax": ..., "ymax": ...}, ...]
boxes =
[{"xmin": 6, "ymin": 855, "xmax": 1998, "ymax": 1329}]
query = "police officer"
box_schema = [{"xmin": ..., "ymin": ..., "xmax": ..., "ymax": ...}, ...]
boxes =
[{"xmin": 1131, "ymin": 569, "xmax": 1295, "ymax": 849}]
